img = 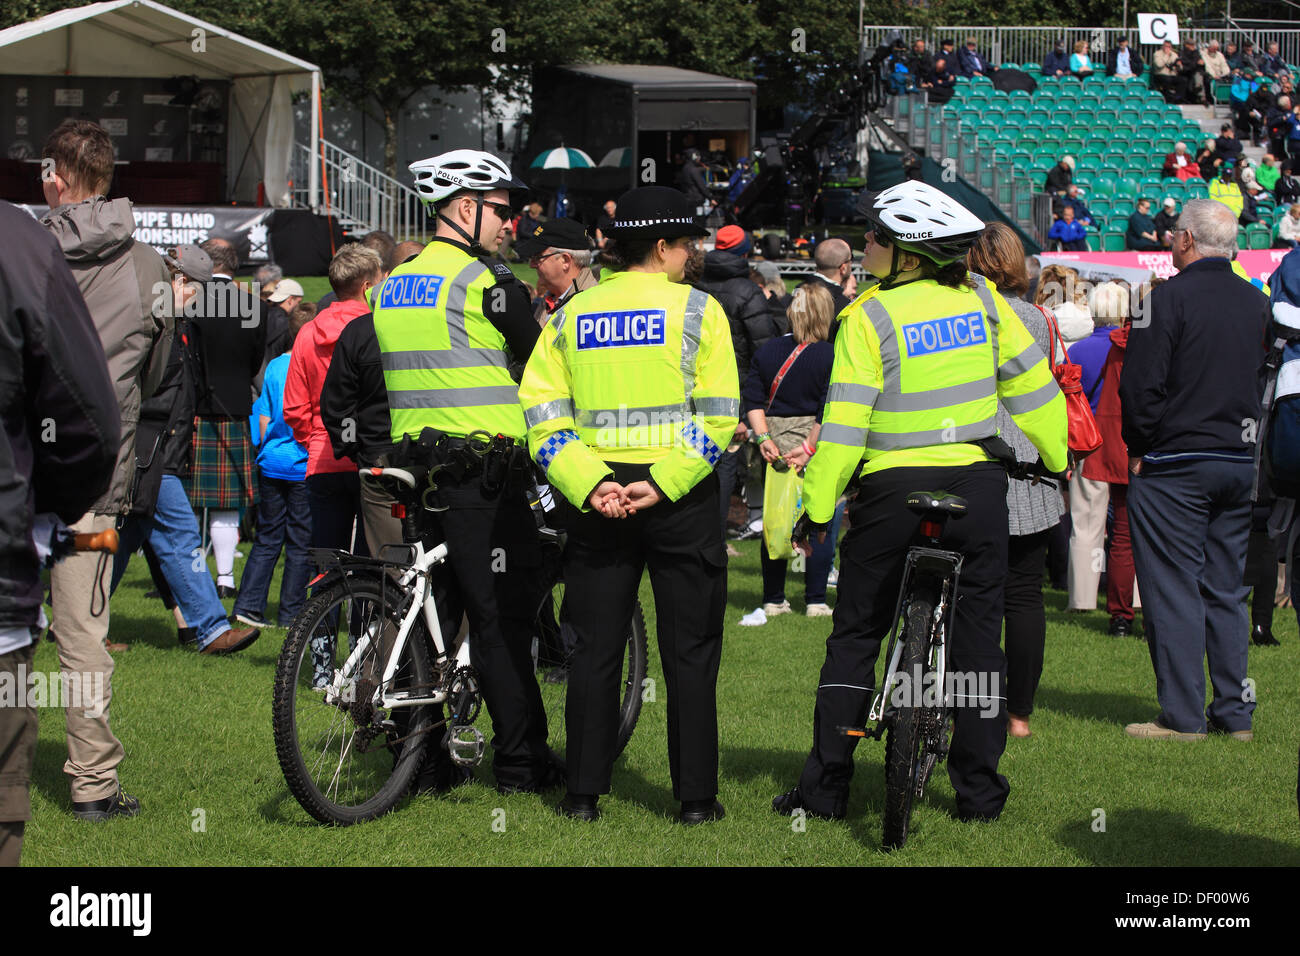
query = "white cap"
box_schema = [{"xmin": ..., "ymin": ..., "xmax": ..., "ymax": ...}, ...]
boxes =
[{"xmin": 268, "ymin": 278, "xmax": 305, "ymax": 303}]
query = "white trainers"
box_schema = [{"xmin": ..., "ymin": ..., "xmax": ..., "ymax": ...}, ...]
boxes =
[
  {"xmin": 826, "ymin": 566, "xmax": 838, "ymax": 588},
  {"xmin": 763, "ymin": 600, "xmax": 792, "ymax": 617},
  {"xmin": 805, "ymin": 603, "xmax": 833, "ymax": 617},
  {"xmin": 739, "ymin": 607, "xmax": 768, "ymax": 627}
]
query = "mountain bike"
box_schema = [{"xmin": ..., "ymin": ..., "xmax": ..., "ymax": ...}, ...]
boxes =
[
  {"xmin": 842, "ymin": 460, "xmax": 1058, "ymax": 851},
  {"xmin": 271, "ymin": 464, "xmax": 647, "ymax": 826}
]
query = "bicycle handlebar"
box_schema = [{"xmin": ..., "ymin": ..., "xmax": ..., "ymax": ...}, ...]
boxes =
[
  {"xmin": 1004, "ymin": 458, "xmax": 1065, "ymax": 489},
  {"xmin": 73, "ymin": 529, "xmax": 118, "ymax": 554}
]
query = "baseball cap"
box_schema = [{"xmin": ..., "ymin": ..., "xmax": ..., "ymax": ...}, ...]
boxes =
[
  {"xmin": 751, "ymin": 261, "xmax": 782, "ymax": 283},
  {"xmin": 164, "ymin": 244, "xmax": 213, "ymax": 283},
  {"xmin": 514, "ymin": 217, "xmax": 592, "ymax": 258},
  {"xmin": 1163, "ymin": 197, "xmax": 1177, "ymax": 208},
  {"xmin": 715, "ymin": 225, "xmax": 748, "ymax": 250},
  {"xmin": 268, "ymin": 278, "xmax": 305, "ymax": 303}
]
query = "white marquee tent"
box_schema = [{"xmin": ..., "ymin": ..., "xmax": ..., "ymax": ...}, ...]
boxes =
[{"xmin": 0, "ymin": 0, "xmax": 322, "ymax": 207}]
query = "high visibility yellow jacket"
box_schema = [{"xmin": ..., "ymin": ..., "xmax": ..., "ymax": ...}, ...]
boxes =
[
  {"xmin": 518, "ymin": 270, "xmax": 740, "ymax": 510},
  {"xmin": 372, "ymin": 240, "xmax": 524, "ymax": 441},
  {"xmin": 803, "ymin": 272, "xmax": 1068, "ymax": 523},
  {"xmin": 1209, "ymin": 178, "xmax": 1244, "ymax": 219}
]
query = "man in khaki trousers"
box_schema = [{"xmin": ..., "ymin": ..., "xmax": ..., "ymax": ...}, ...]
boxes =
[{"xmin": 42, "ymin": 119, "xmax": 172, "ymax": 820}]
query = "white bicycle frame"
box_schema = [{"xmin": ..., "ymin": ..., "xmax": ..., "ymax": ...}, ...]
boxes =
[
  {"xmin": 322, "ymin": 469, "xmax": 465, "ymax": 711},
  {"xmin": 867, "ymin": 550, "xmax": 957, "ymax": 723}
]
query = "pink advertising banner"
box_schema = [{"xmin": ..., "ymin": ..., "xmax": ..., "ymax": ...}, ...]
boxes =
[{"xmin": 1038, "ymin": 249, "xmax": 1295, "ymax": 283}]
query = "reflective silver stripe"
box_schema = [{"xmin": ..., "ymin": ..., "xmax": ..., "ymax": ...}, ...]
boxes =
[
  {"xmin": 1000, "ymin": 378, "xmax": 1060, "ymax": 415},
  {"xmin": 524, "ymin": 398, "xmax": 575, "ymax": 429},
  {"xmin": 692, "ymin": 396, "xmax": 741, "ymax": 417},
  {"xmin": 389, "ymin": 384, "xmax": 519, "ymax": 409},
  {"xmin": 381, "ymin": 348, "xmax": 510, "ymax": 372},
  {"xmin": 445, "ymin": 260, "xmax": 489, "ymax": 349},
  {"xmin": 970, "ymin": 274, "xmax": 1000, "ymax": 373},
  {"xmin": 862, "ymin": 298, "xmax": 900, "ymax": 392},
  {"xmin": 550, "ymin": 306, "xmax": 568, "ymax": 346},
  {"xmin": 875, "ymin": 376, "xmax": 994, "ymax": 413},
  {"xmin": 820, "ymin": 423, "xmax": 869, "ymax": 446},
  {"xmin": 865, "ymin": 417, "xmax": 997, "ymax": 451},
  {"xmin": 574, "ymin": 403, "xmax": 690, "ymax": 428},
  {"xmin": 826, "ymin": 382, "xmax": 880, "ymax": 406},
  {"xmin": 680, "ymin": 288, "xmax": 708, "ymax": 402},
  {"xmin": 997, "ymin": 343, "xmax": 1043, "ymax": 380}
]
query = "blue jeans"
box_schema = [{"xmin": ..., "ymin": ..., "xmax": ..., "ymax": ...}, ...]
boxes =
[
  {"xmin": 1128, "ymin": 457, "xmax": 1254, "ymax": 734},
  {"xmin": 111, "ymin": 474, "xmax": 231, "ymax": 650},
  {"xmin": 233, "ymin": 473, "xmax": 312, "ymax": 625}
]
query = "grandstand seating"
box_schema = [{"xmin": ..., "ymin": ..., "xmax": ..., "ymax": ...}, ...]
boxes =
[{"xmin": 931, "ymin": 69, "xmax": 1300, "ymax": 250}]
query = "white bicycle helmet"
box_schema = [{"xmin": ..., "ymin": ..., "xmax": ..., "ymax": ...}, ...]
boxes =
[
  {"xmin": 857, "ymin": 181, "xmax": 985, "ymax": 267},
  {"xmin": 409, "ymin": 149, "xmax": 526, "ymax": 206},
  {"xmin": 410, "ymin": 148, "xmax": 527, "ymax": 254}
]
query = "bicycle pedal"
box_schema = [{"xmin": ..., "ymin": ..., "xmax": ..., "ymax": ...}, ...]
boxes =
[
  {"xmin": 836, "ymin": 725, "xmax": 869, "ymax": 738},
  {"xmin": 446, "ymin": 724, "xmax": 486, "ymax": 767}
]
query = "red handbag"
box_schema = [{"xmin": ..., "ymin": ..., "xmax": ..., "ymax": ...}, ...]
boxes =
[{"xmin": 1037, "ymin": 305, "xmax": 1102, "ymax": 458}]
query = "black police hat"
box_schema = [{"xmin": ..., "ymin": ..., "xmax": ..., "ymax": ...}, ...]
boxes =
[
  {"xmin": 601, "ymin": 186, "xmax": 708, "ymax": 239},
  {"xmin": 514, "ymin": 217, "xmax": 592, "ymax": 258}
]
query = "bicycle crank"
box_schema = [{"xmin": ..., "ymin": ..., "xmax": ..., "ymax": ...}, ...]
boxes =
[{"xmin": 446, "ymin": 724, "xmax": 486, "ymax": 767}]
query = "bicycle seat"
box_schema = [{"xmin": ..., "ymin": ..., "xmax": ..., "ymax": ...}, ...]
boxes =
[{"xmin": 905, "ymin": 491, "xmax": 968, "ymax": 518}]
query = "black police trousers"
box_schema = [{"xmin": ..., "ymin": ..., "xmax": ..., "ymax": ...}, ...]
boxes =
[
  {"xmin": 797, "ymin": 461, "xmax": 1011, "ymax": 820},
  {"xmin": 422, "ymin": 478, "xmax": 551, "ymax": 789},
  {"xmin": 560, "ymin": 464, "xmax": 726, "ymax": 801}
]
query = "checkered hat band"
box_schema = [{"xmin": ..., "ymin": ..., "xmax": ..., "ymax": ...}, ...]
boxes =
[{"xmin": 611, "ymin": 217, "xmax": 697, "ymax": 228}]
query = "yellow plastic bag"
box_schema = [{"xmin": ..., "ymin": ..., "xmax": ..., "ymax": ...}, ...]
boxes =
[{"xmin": 762, "ymin": 462, "xmax": 804, "ymax": 560}]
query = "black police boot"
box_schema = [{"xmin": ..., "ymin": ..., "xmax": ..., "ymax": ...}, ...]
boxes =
[
  {"xmin": 555, "ymin": 793, "xmax": 599, "ymax": 821},
  {"xmin": 679, "ymin": 798, "xmax": 725, "ymax": 825},
  {"xmin": 497, "ymin": 752, "xmax": 565, "ymax": 796},
  {"xmin": 1108, "ymin": 615, "xmax": 1133, "ymax": 637},
  {"xmin": 1252, "ymin": 623, "xmax": 1281, "ymax": 646},
  {"xmin": 771, "ymin": 786, "xmax": 845, "ymax": 821}
]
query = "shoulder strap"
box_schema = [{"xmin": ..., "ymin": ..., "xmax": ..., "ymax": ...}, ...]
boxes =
[
  {"xmin": 1036, "ymin": 304, "xmax": 1066, "ymax": 371},
  {"xmin": 766, "ymin": 341, "xmax": 810, "ymax": 411},
  {"xmin": 481, "ymin": 259, "xmax": 516, "ymax": 284}
]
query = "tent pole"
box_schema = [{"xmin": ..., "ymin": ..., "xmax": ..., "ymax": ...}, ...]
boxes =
[{"xmin": 310, "ymin": 70, "xmax": 321, "ymax": 213}]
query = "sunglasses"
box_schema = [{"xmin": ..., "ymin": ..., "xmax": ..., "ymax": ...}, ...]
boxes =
[{"xmin": 475, "ymin": 198, "xmax": 515, "ymax": 220}]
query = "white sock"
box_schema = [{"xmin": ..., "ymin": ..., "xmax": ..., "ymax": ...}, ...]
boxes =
[{"xmin": 210, "ymin": 510, "xmax": 240, "ymax": 587}]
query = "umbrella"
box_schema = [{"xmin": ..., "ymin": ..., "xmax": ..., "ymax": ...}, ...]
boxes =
[
  {"xmin": 530, "ymin": 147, "xmax": 595, "ymax": 169},
  {"xmin": 992, "ymin": 68, "xmax": 1037, "ymax": 94},
  {"xmin": 599, "ymin": 147, "xmax": 633, "ymax": 168}
]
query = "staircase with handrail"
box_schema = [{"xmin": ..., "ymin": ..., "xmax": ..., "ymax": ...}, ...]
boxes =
[{"xmin": 290, "ymin": 139, "xmax": 431, "ymax": 241}]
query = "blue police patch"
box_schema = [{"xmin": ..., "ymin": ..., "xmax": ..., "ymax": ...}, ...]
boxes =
[
  {"xmin": 901, "ymin": 311, "xmax": 987, "ymax": 357},
  {"xmin": 381, "ymin": 274, "xmax": 445, "ymax": 309},
  {"xmin": 574, "ymin": 309, "xmax": 667, "ymax": 350}
]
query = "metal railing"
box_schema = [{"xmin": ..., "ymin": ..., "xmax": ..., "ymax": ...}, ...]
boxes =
[
  {"xmin": 290, "ymin": 140, "xmax": 430, "ymax": 241},
  {"xmin": 886, "ymin": 90, "xmax": 1043, "ymax": 244},
  {"xmin": 862, "ymin": 23, "xmax": 1300, "ymax": 73}
]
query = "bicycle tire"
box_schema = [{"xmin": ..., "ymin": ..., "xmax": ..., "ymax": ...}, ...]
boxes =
[
  {"xmin": 533, "ymin": 572, "xmax": 648, "ymax": 760},
  {"xmin": 272, "ymin": 575, "xmax": 435, "ymax": 825},
  {"xmin": 882, "ymin": 591, "xmax": 934, "ymax": 851}
]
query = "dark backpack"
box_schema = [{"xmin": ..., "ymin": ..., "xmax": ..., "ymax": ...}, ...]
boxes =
[{"xmin": 1258, "ymin": 318, "xmax": 1300, "ymax": 498}]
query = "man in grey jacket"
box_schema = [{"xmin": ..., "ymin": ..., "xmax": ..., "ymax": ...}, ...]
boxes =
[{"xmin": 40, "ymin": 119, "xmax": 172, "ymax": 820}]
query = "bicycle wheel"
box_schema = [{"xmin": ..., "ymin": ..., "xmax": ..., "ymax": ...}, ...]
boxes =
[
  {"xmin": 532, "ymin": 572, "xmax": 648, "ymax": 761},
  {"xmin": 272, "ymin": 574, "xmax": 437, "ymax": 825},
  {"xmin": 882, "ymin": 591, "xmax": 934, "ymax": 851}
]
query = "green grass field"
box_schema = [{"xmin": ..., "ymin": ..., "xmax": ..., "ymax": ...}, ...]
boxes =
[{"xmin": 20, "ymin": 533, "xmax": 1300, "ymax": 866}]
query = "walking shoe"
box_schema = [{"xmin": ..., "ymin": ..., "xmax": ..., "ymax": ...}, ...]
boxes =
[
  {"xmin": 177, "ymin": 626, "xmax": 197, "ymax": 646},
  {"xmin": 826, "ymin": 566, "xmax": 838, "ymax": 588},
  {"xmin": 497, "ymin": 753, "xmax": 565, "ymax": 795},
  {"xmin": 763, "ymin": 600, "xmax": 792, "ymax": 617},
  {"xmin": 771, "ymin": 786, "xmax": 845, "ymax": 821},
  {"xmin": 199, "ymin": 626, "xmax": 260, "ymax": 656},
  {"xmin": 1209, "ymin": 723, "xmax": 1254, "ymax": 741},
  {"xmin": 1124, "ymin": 719, "xmax": 1207, "ymax": 741},
  {"xmin": 806, "ymin": 603, "xmax": 833, "ymax": 618},
  {"xmin": 555, "ymin": 792, "xmax": 599, "ymax": 821},
  {"xmin": 72, "ymin": 787, "xmax": 141, "ymax": 822},
  {"xmin": 216, "ymin": 585, "xmax": 239, "ymax": 600},
  {"xmin": 233, "ymin": 611, "xmax": 271, "ymax": 629},
  {"xmin": 412, "ymin": 749, "xmax": 474, "ymax": 795},
  {"xmin": 679, "ymin": 798, "xmax": 725, "ymax": 825},
  {"xmin": 1251, "ymin": 623, "xmax": 1281, "ymax": 646},
  {"xmin": 105, "ymin": 639, "xmax": 128, "ymax": 652},
  {"xmin": 734, "ymin": 518, "xmax": 763, "ymax": 541},
  {"xmin": 1108, "ymin": 615, "xmax": 1134, "ymax": 637}
]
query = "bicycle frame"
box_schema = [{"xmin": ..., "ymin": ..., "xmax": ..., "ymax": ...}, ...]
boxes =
[{"xmin": 867, "ymin": 545, "xmax": 963, "ymax": 726}]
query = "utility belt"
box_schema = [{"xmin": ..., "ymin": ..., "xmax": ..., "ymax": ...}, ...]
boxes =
[{"xmin": 391, "ymin": 426, "xmax": 530, "ymax": 501}]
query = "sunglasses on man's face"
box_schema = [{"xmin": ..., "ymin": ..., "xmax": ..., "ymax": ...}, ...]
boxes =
[{"xmin": 476, "ymin": 198, "xmax": 514, "ymax": 220}]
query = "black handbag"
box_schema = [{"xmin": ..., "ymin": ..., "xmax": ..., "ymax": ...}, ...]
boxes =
[{"xmin": 128, "ymin": 419, "xmax": 167, "ymax": 518}]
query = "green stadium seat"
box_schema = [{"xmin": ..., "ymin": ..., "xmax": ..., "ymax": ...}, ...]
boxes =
[
  {"xmin": 1238, "ymin": 229, "xmax": 1249, "ymax": 250},
  {"xmin": 1009, "ymin": 89, "xmax": 1032, "ymax": 99},
  {"xmin": 1132, "ymin": 140, "xmax": 1156, "ymax": 157},
  {"xmin": 1118, "ymin": 110, "xmax": 1141, "ymax": 126},
  {"xmin": 1028, "ymin": 109, "xmax": 1052, "ymax": 124},
  {"xmin": 1022, "ymin": 62, "xmax": 1041, "ymax": 72},
  {"xmin": 1249, "ymin": 224, "xmax": 1272, "ymax": 249},
  {"xmin": 1083, "ymin": 137, "xmax": 1108, "ymax": 153},
  {"xmin": 1093, "ymin": 171, "xmax": 1119, "ymax": 194},
  {"xmin": 1079, "ymin": 152, "xmax": 1103, "ymax": 169},
  {"xmin": 1090, "ymin": 197, "xmax": 1113, "ymax": 215},
  {"xmin": 1073, "ymin": 172, "xmax": 1094, "ymax": 188},
  {"xmin": 1187, "ymin": 183, "xmax": 1209, "ymax": 199},
  {"xmin": 1102, "ymin": 231, "xmax": 1129, "ymax": 251},
  {"xmin": 1063, "ymin": 138, "xmax": 1085, "ymax": 154}
]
